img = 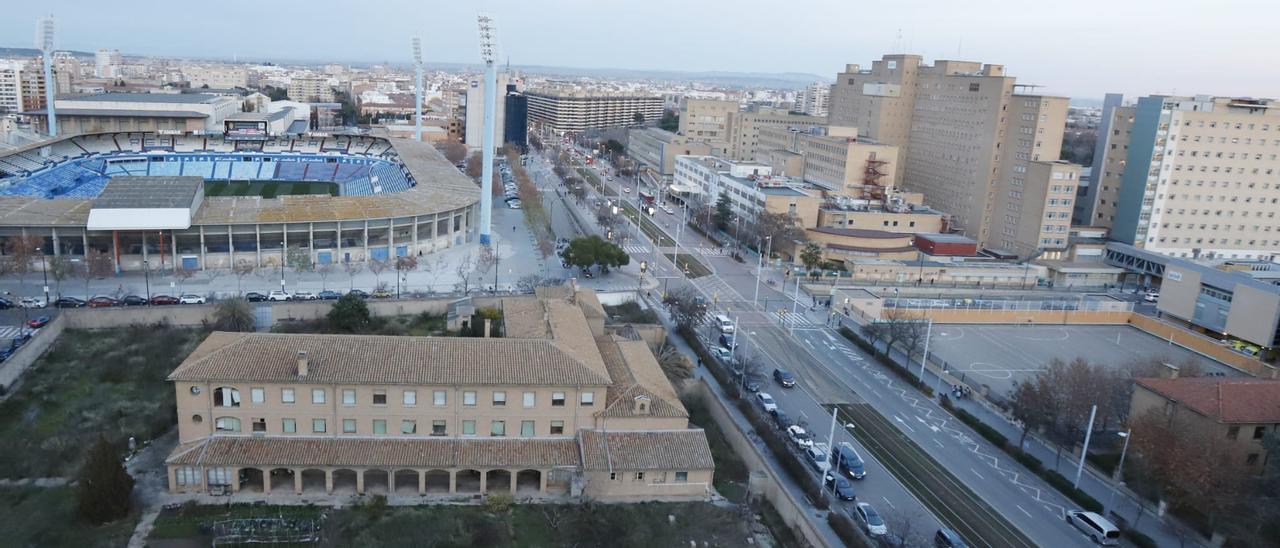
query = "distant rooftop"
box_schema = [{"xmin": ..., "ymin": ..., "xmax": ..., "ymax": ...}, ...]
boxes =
[{"xmin": 62, "ymin": 92, "xmax": 227, "ymax": 104}]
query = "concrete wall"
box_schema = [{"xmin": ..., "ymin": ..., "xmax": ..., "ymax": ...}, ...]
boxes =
[
  {"xmin": 0, "ymin": 314, "xmax": 65, "ymax": 392},
  {"xmin": 687, "ymin": 379, "xmax": 831, "ymax": 548},
  {"xmin": 64, "ymin": 305, "xmax": 215, "ymax": 328},
  {"xmin": 898, "ymin": 309, "xmax": 1132, "ymax": 325},
  {"xmin": 1128, "ymin": 314, "xmax": 1278, "ymax": 378}
]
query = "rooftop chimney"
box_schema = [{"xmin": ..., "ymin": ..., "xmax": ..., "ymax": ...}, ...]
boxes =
[
  {"xmin": 483, "ymin": 318, "xmax": 492, "ymax": 338},
  {"xmin": 1162, "ymin": 362, "xmax": 1179, "ymax": 380},
  {"xmin": 297, "ymin": 351, "xmax": 309, "ymax": 377}
]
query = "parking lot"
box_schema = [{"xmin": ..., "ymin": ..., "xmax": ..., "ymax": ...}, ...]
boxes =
[{"xmin": 926, "ymin": 324, "xmax": 1241, "ymax": 397}]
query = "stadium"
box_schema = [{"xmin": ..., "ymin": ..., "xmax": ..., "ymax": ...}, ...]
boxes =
[{"xmin": 0, "ymin": 132, "xmax": 480, "ymax": 272}]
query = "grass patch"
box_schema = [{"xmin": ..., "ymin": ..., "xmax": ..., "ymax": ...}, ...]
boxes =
[
  {"xmin": 618, "ymin": 201, "xmax": 669, "ymax": 244},
  {"xmin": 273, "ymin": 311, "xmax": 452, "ymax": 337},
  {"xmin": 151, "ymin": 501, "xmax": 757, "ymax": 547},
  {"xmin": 603, "ymin": 302, "xmax": 659, "ymax": 324},
  {"xmin": 0, "ymin": 486, "xmax": 137, "ymax": 547},
  {"xmin": 203, "ymin": 181, "xmax": 337, "ymax": 198},
  {"xmin": 0, "ymin": 324, "xmax": 205, "ymax": 478},
  {"xmin": 683, "ymin": 394, "xmax": 749, "ymax": 502}
]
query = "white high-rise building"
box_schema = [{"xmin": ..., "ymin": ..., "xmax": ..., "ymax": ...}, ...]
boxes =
[
  {"xmin": 0, "ymin": 61, "xmax": 23, "ymax": 114},
  {"xmin": 796, "ymin": 83, "xmax": 830, "ymax": 117},
  {"xmin": 94, "ymin": 49, "xmax": 121, "ymax": 79}
]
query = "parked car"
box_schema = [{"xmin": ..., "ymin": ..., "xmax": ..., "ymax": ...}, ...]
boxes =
[
  {"xmin": 787, "ymin": 425, "xmax": 814, "ymax": 448},
  {"xmin": 774, "ymin": 368, "xmax": 797, "ymax": 388},
  {"xmin": 179, "ymin": 294, "xmax": 206, "ymax": 304},
  {"xmin": 245, "ymin": 292, "xmax": 268, "ymax": 302},
  {"xmin": 292, "ymin": 291, "xmax": 317, "ymax": 301},
  {"xmin": 773, "ymin": 410, "xmax": 794, "ymax": 430},
  {"xmin": 1065, "ymin": 510, "xmax": 1120, "ymax": 545},
  {"xmin": 855, "ymin": 503, "xmax": 888, "ymax": 537},
  {"xmin": 54, "ymin": 296, "xmax": 86, "ymax": 308},
  {"xmin": 755, "ymin": 392, "xmax": 778, "ymax": 414},
  {"xmin": 1143, "ymin": 291, "xmax": 1159, "ymax": 302},
  {"xmin": 27, "ymin": 315, "xmax": 50, "ymax": 328},
  {"xmin": 743, "ymin": 376, "xmax": 763, "ymax": 393},
  {"xmin": 347, "ymin": 289, "xmax": 370, "ymax": 299},
  {"xmin": 806, "ymin": 443, "xmax": 832, "ymax": 474},
  {"xmin": 622, "ymin": 187, "xmax": 630, "ymax": 193},
  {"xmin": 122, "ymin": 295, "xmax": 148, "ymax": 306},
  {"xmin": 317, "ymin": 290, "xmax": 342, "ymax": 300},
  {"xmin": 0, "ymin": 297, "xmax": 12, "ymax": 309},
  {"xmin": 833, "ymin": 442, "xmax": 868, "ymax": 479},
  {"xmin": 661, "ymin": 204, "xmax": 674, "ymax": 214},
  {"xmin": 824, "ymin": 473, "xmax": 857, "ymax": 501},
  {"xmin": 267, "ymin": 290, "xmax": 291, "ymax": 302},
  {"xmin": 507, "ymin": 200, "xmax": 523, "ymax": 209},
  {"xmin": 718, "ymin": 333, "xmax": 738, "ymax": 350},
  {"xmin": 150, "ymin": 295, "xmax": 180, "ymax": 305},
  {"xmin": 87, "ymin": 296, "xmax": 118, "ymax": 308},
  {"xmin": 711, "ymin": 347, "xmax": 732, "ymax": 362},
  {"xmin": 18, "ymin": 297, "xmax": 46, "ymax": 309},
  {"xmin": 371, "ymin": 288, "xmax": 393, "ymax": 299},
  {"xmin": 934, "ymin": 528, "xmax": 968, "ymax": 548}
]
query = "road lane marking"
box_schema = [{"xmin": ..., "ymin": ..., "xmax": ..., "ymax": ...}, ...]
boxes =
[
  {"xmin": 1016, "ymin": 504, "xmax": 1033, "ymax": 518},
  {"xmin": 934, "ymin": 439, "xmax": 945, "ymax": 449},
  {"xmin": 970, "ymin": 468, "xmax": 986, "ymax": 480},
  {"xmin": 894, "ymin": 416, "xmax": 916, "ymax": 432},
  {"xmin": 882, "ymin": 496, "xmax": 896, "ymax": 509}
]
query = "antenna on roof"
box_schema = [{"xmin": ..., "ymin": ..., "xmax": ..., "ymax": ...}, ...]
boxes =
[{"xmin": 35, "ymin": 15, "xmax": 57, "ymax": 137}]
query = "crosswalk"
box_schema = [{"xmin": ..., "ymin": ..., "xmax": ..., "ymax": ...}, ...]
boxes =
[
  {"xmin": 0, "ymin": 326, "xmax": 33, "ymax": 339},
  {"xmin": 623, "ymin": 244, "xmax": 650, "ymax": 254},
  {"xmin": 691, "ymin": 276, "xmax": 746, "ymax": 306},
  {"xmin": 774, "ymin": 311, "xmax": 818, "ymax": 328}
]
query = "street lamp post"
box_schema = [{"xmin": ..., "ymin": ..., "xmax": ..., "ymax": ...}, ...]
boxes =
[
  {"xmin": 1106, "ymin": 430, "xmax": 1132, "ymax": 516},
  {"xmin": 143, "ymin": 259, "xmax": 151, "ymax": 304},
  {"xmin": 919, "ymin": 318, "xmax": 933, "ymax": 384},
  {"xmin": 38, "ymin": 248, "xmax": 49, "ymax": 305},
  {"xmin": 753, "ymin": 235, "xmax": 772, "ymax": 306}
]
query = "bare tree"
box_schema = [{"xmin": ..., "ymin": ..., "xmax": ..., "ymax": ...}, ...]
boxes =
[
  {"xmin": 654, "ymin": 341, "xmax": 693, "ymax": 382},
  {"xmin": 895, "ymin": 316, "xmax": 930, "ymax": 370},
  {"xmin": 79, "ymin": 250, "xmax": 114, "ymax": 299},
  {"xmin": 453, "ymin": 252, "xmax": 475, "ymax": 294},
  {"xmin": 515, "ymin": 273, "xmax": 546, "ymax": 294},
  {"xmin": 394, "ymin": 255, "xmax": 418, "ymax": 297},
  {"xmin": 662, "ymin": 287, "xmax": 705, "ymax": 329},
  {"xmin": 232, "ymin": 259, "xmax": 255, "ymax": 295},
  {"xmin": 3, "ymin": 234, "xmax": 41, "ymax": 292},
  {"xmin": 172, "ymin": 267, "xmax": 195, "ymax": 295},
  {"xmin": 47, "ymin": 255, "xmax": 75, "ymax": 299},
  {"xmin": 259, "ymin": 255, "xmax": 282, "ymax": 285},
  {"xmin": 435, "ymin": 140, "xmax": 468, "ymax": 164},
  {"xmin": 286, "ymin": 244, "xmax": 313, "ymax": 278},
  {"xmin": 475, "ymin": 246, "xmax": 498, "ymax": 292},
  {"xmin": 424, "ymin": 256, "xmax": 449, "ymax": 294},
  {"xmin": 879, "ymin": 510, "xmax": 931, "ymax": 547},
  {"xmin": 316, "ymin": 263, "xmax": 335, "ymax": 291},
  {"xmin": 342, "ymin": 260, "xmax": 364, "ymax": 290},
  {"xmin": 368, "ymin": 258, "xmax": 388, "ymax": 288},
  {"xmin": 1009, "ymin": 377, "xmax": 1055, "ymax": 449},
  {"xmin": 465, "ymin": 151, "xmax": 484, "ymax": 180}
]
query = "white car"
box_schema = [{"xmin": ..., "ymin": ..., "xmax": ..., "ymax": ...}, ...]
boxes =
[
  {"xmin": 661, "ymin": 204, "xmax": 674, "ymax": 214},
  {"xmin": 1143, "ymin": 291, "xmax": 1159, "ymax": 302},
  {"xmin": 17, "ymin": 296, "xmax": 46, "ymax": 309},
  {"xmin": 622, "ymin": 187, "xmax": 631, "ymax": 193},
  {"xmin": 178, "ymin": 294, "xmax": 206, "ymax": 304},
  {"xmin": 756, "ymin": 392, "xmax": 777, "ymax": 414},
  {"xmin": 268, "ymin": 290, "xmax": 291, "ymax": 302},
  {"xmin": 508, "ymin": 200, "xmax": 523, "ymax": 209},
  {"xmin": 787, "ymin": 425, "xmax": 814, "ymax": 448},
  {"xmin": 711, "ymin": 347, "xmax": 732, "ymax": 362},
  {"xmin": 292, "ymin": 291, "xmax": 317, "ymax": 301},
  {"xmin": 806, "ymin": 442, "xmax": 832, "ymax": 474},
  {"xmin": 854, "ymin": 503, "xmax": 888, "ymax": 537}
]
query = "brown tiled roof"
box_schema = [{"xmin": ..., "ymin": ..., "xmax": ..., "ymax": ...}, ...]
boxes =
[
  {"xmin": 165, "ymin": 436, "xmax": 580, "ymax": 469},
  {"xmin": 167, "ymin": 332, "xmax": 611, "ymax": 386},
  {"xmin": 597, "ymin": 336, "xmax": 687, "ymax": 419},
  {"xmin": 1136, "ymin": 377, "xmax": 1280, "ymax": 423},
  {"xmin": 545, "ymin": 300, "xmax": 611, "ymax": 382},
  {"xmin": 501, "ymin": 297, "xmax": 551, "ymax": 339},
  {"xmin": 579, "ymin": 429, "xmax": 714, "ymax": 471}
]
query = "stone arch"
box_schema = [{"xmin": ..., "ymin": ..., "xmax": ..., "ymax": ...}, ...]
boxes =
[
  {"xmin": 300, "ymin": 469, "xmax": 326, "ymax": 493},
  {"xmin": 393, "ymin": 469, "xmax": 419, "ymax": 495},
  {"xmin": 424, "ymin": 469, "xmax": 451, "ymax": 494},
  {"xmin": 363, "ymin": 469, "xmax": 390, "ymax": 494},
  {"xmin": 268, "ymin": 468, "xmax": 295, "ymax": 493},
  {"xmin": 238, "ymin": 467, "xmax": 265, "ymax": 493},
  {"xmin": 485, "ymin": 469, "xmax": 511, "ymax": 493},
  {"xmin": 332, "ymin": 468, "xmax": 358, "ymax": 494},
  {"xmin": 455, "ymin": 469, "xmax": 482, "ymax": 493},
  {"xmin": 516, "ymin": 469, "xmax": 541, "ymax": 495}
]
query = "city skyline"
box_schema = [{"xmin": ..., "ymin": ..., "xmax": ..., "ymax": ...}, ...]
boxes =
[{"xmin": 2, "ymin": 0, "xmax": 1278, "ymax": 100}]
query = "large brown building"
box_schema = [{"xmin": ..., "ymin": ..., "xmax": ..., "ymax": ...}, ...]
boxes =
[
  {"xmin": 164, "ymin": 288, "xmax": 714, "ymax": 500},
  {"xmin": 1130, "ymin": 375, "xmax": 1280, "ymax": 472}
]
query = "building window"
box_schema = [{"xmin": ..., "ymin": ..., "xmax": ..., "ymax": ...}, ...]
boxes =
[
  {"xmin": 634, "ymin": 472, "xmax": 645, "ymax": 481},
  {"xmin": 1254, "ymin": 426, "xmax": 1267, "ymax": 440},
  {"xmin": 969, "ymin": 83, "xmax": 980, "ymax": 92},
  {"xmin": 1247, "ymin": 453, "xmax": 1260, "ymax": 466},
  {"xmin": 1228, "ymin": 426, "xmax": 1240, "ymax": 440},
  {"xmin": 492, "ymin": 391, "xmax": 506, "ymax": 407},
  {"xmin": 312, "ymin": 419, "xmax": 326, "ymax": 433},
  {"xmin": 373, "ymin": 390, "xmax": 387, "ymax": 405},
  {"xmin": 403, "ymin": 390, "xmax": 417, "ymax": 406},
  {"xmin": 401, "ymin": 420, "xmax": 417, "ymax": 435},
  {"xmin": 552, "ymin": 392, "xmax": 565, "ymax": 406},
  {"xmin": 214, "ymin": 417, "xmax": 241, "ymax": 432},
  {"xmin": 580, "ymin": 392, "xmax": 594, "ymax": 406},
  {"xmin": 342, "ymin": 389, "xmax": 356, "ymax": 406},
  {"xmin": 373, "ymin": 419, "xmax": 387, "ymax": 434},
  {"xmin": 610, "ymin": 472, "xmax": 618, "ymax": 481},
  {"xmin": 521, "ymin": 420, "xmax": 535, "ymax": 437},
  {"xmin": 464, "ymin": 391, "xmax": 477, "ymax": 406},
  {"xmin": 675, "ymin": 471, "xmax": 688, "ymax": 483},
  {"xmin": 523, "ymin": 391, "xmax": 536, "ymax": 408},
  {"xmin": 432, "ymin": 420, "xmax": 446, "ymax": 436},
  {"xmin": 491, "ymin": 420, "xmax": 506, "ymax": 437},
  {"xmin": 311, "ymin": 388, "xmax": 326, "ymax": 404},
  {"xmin": 433, "ymin": 390, "xmax": 447, "ymax": 407},
  {"xmin": 175, "ymin": 466, "xmax": 199, "ymax": 486},
  {"xmin": 282, "ymin": 418, "xmax": 296, "ymax": 433},
  {"xmin": 343, "ymin": 419, "xmax": 357, "ymax": 433},
  {"xmin": 462, "ymin": 420, "xmax": 476, "ymax": 436},
  {"xmin": 550, "ymin": 420, "xmax": 565, "ymax": 435},
  {"xmin": 213, "ymin": 387, "xmax": 240, "ymax": 407},
  {"xmin": 250, "ymin": 388, "xmax": 265, "ymax": 404},
  {"xmin": 251, "ymin": 418, "xmax": 266, "ymax": 432}
]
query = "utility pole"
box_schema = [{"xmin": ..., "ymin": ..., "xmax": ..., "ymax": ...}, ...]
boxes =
[
  {"xmin": 919, "ymin": 318, "xmax": 932, "ymax": 384},
  {"xmin": 753, "ymin": 235, "xmax": 772, "ymax": 306},
  {"xmin": 37, "ymin": 17, "xmax": 57, "ymax": 137},
  {"xmin": 819, "ymin": 405, "xmax": 837, "ymax": 503},
  {"xmin": 1074, "ymin": 405, "xmax": 1098, "ymax": 489},
  {"xmin": 412, "ymin": 37, "xmax": 423, "ymax": 142},
  {"xmin": 476, "ymin": 14, "xmax": 498, "ymax": 245}
]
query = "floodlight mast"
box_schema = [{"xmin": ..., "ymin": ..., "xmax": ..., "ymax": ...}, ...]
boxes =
[
  {"xmin": 477, "ymin": 14, "xmax": 498, "ymax": 246},
  {"xmin": 37, "ymin": 16, "xmax": 57, "ymax": 137},
  {"xmin": 412, "ymin": 37, "xmax": 423, "ymax": 142}
]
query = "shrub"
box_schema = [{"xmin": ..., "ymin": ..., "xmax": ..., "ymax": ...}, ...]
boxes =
[
  {"xmin": 212, "ymin": 298, "xmax": 254, "ymax": 332},
  {"xmin": 484, "ymin": 492, "xmax": 513, "ymax": 514},
  {"xmin": 1042, "ymin": 470, "xmax": 1104, "ymax": 513},
  {"xmin": 827, "ymin": 511, "xmax": 869, "ymax": 548},
  {"xmin": 327, "ymin": 293, "xmax": 372, "ymax": 332},
  {"xmin": 1012, "ymin": 450, "xmax": 1044, "ymax": 474},
  {"xmin": 954, "ymin": 409, "xmax": 1009, "ymax": 450},
  {"xmin": 77, "ymin": 436, "xmax": 134, "ymax": 524},
  {"xmin": 1123, "ymin": 529, "xmax": 1158, "ymax": 548}
]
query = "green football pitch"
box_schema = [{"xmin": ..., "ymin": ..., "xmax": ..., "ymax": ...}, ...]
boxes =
[{"xmin": 203, "ymin": 180, "xmax": 339, "ymax": 198}]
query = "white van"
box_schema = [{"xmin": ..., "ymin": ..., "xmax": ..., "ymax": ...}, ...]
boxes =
[
  {"xmin": 715, "ymin": 315, "xmax": 734, "ymax": 334},
  {"xmin": 1066, "ymin": 511, "xmax": 1120, "ymax": 545}
]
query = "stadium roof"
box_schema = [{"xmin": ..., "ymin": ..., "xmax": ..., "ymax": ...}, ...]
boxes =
[
  {"xmin": 22, "ymin": 108, "xmax": 209, "ymax": 119},
  {"xmin": 93, "ymin": 176, "xmax": 203, "ymax": 209},
  {"xmin": 62, "ymin": 92, "xmax": 226, "ymax": 104}
]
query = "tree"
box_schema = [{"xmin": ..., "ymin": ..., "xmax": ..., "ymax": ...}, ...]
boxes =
[
  {"xmin": 316, "ymin": 262, "xmax": 335, "ymax": 291},
  {"xmin": 515, "ymin": 274, "xmax": 546, "ymax": 294},
  {"xmin": 259, "ymin": 255, "xmax": 282, "ymax": 286},
  {"xmin": 475, "ymin": 246, "xmax": 498, "ymax": 291},
  {"xmin": 79, "ymin": 250, "xmax": 114, "ymax": 299},
  {"xmin": 632, "ymin": 112, "xmax": 645, "ymax": 126},
  {"xmin": 799, "ymin": 242, "xmax": 823, "ymax": 273},
  {"xmin": 658, "ymin": 110, "xmax": 679, "ymax": 132},
  {"xmin": 713, "ymin": 194, "xmax": 733, "ymax": 232},
  {"xmin": 561, "ymin": 235, "xmax": 630, "ymax": 274},
  {"xmin": 453, "ymin": 252, "xmax": 475, "ymax": 294},
  {"xmin": 286, "ymin": 244, "xmax": 313, "ymax": 277},
  {"xmin": 894, "ymin": 316, "xmax": 930, "ymax": 368},
  {"xmin": 47, "ymin": 255, "xmax": 74, "ymax": 298},
  {"xmin": 394, "ymin": 255, "xmax": 418, "ymax": 296},
  {"xmin": 327, "ymin": 293, "xmax": 372, "ymax": 332},
  {"xmin": 603, "ymin": 139, "xmax": 624, "ymax": 155},
  {"xmin": 368, "ymin": 258, "xmax": 388, "ymax": 288},
  {"xmin": 655, "ymin": 341, "xmax": 693, "ymax": 381},
  {"xmin": 465, "ymin": 151, "xmax": 484, "ymax": 180},
  {"xmin": 232, "ymin": 259, "xmax": 255, "ymax": 295},
  {"xmin": 663, "ymin": 287, "xmax": 705, "ymax": 329},
  {"xmin": 76, "ymin": 436, "xmax": 134, "ymax": 524},
  {"xmin": 172, "ymin": 266, "xmax": 195, "ymax": 295},
  {"xmin": 424, "ymin": 256, "xmax": 450, "ymax": 294},
  {"xmin": 464, "ymin": 307, "xmax": 504, "ymax": 337},
  {"xmin": 212, "ymin": 298, "xmax": 254, "ymax": 332},
  {"xmin": 1009, "ymin": 377, "xmax": 1054, "ymax": 448},
  {"xmin": 343, "ymin": 260, "xmax": 364, "ymax": 290},
  {"xmin": 436, "ymin": 140, "xmax": 468, "ymax": 165},
  {"xmin": 3, "ymin": 234, "xmax": 41, "ymax": 290},
  {"xmin": 746, "ymin": 211, "xmax": 805, "ymax": 250}
]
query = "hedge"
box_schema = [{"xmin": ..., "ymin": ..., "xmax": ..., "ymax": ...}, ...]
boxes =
[
  {"xmin": 1041, "ymin": 470, "xmax": 1104, "ymax": 513},
  {"xmin": 836, "ymin": 326, "xmax": 933, "ymax": 398},
  {"xmin": 954, "ymin": 408, "xmax": 1010, "ymax": 450},
  {"xmin": 827, "ymin": 511, "xmax": 871, "ymax": 548},
  {"xmin": 1123, "ymin": 529, "xmax": 1158, "ymax": 548}
]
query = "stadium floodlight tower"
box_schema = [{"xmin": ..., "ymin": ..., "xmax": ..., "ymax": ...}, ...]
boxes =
[
  {"xmin": 476, "ymin": 13, "xmax": 498, "ymax": 245},
  {"xmin": 36, "ymin": 16, "xmax": 57, "ymax": 137},
  {"xmin": 412, "ymin": 36, "xmax": 423, "ymax": 142}
]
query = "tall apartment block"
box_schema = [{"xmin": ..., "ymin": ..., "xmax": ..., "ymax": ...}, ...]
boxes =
[
  {"xmin": 524, "ymin": 88, "xmax": 663, "ymax": 133},
  {"xmin": 678, "ymin": 98, "xmax": 737, "ymax": 149},
  {"xmin": 827, "ymin": 54, "xmax": 1080, "ymax": 256},
  {"xmin": 1091, "ymin": 95, "xmax": 1280, "ymax": 261},
  {"xmin": 795, "ymin": 83, "xmax": 831, "ymax": 117},
  {"xmin": 727, "ymin": 107, "xmax": 825, "ymax": 162}
]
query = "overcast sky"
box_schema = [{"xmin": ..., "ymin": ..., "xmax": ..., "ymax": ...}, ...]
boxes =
[{"xmin": 5, "ymin": 0, "xmax": 1277, "ymax": 100}]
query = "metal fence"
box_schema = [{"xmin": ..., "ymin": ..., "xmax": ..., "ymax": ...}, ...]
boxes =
[{"xmin": 884, "ymin": 297, "xmax": 1133, "ymax": 313}]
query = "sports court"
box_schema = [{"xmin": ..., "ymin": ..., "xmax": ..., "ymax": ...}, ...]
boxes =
[{"xmin": 926, "ymin": 324, "xmax": 1242, "ymax": 397}]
